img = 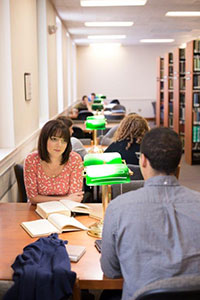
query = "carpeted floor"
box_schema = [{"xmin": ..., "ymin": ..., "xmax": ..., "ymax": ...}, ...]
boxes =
[{"xmin": 179, "ymin": 154, "xmax": 200, "ymax": 192}]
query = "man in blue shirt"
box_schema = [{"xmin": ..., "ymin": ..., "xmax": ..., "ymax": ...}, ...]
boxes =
[{"xmin": 100, "ymin": 127, "xmax": 200, "ymax": 300}]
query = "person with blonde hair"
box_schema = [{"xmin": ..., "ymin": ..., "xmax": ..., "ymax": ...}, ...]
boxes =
[{"xmin": 104, "ymin": 114, "xmax": 149, "ymax": 165}]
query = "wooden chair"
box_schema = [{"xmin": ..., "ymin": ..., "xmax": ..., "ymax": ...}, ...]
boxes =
[
  {"xmin": 133, "ymin": 275, "xmax": 200, "ymax": 300},
  {"xmin": 111, "ymin": 180, "xmax": 144, "ymax": 200},
  {"xmin": 14, "ymin": 164, "xmax": 27, "ymax": 202}
]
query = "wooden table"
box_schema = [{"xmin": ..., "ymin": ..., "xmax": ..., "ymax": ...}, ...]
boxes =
[{"xmin": 0, "ymin": 203, "xmax": 123, "ymax": 299}]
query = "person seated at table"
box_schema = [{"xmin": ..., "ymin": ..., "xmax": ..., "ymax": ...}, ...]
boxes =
[
  {"xmin": 24, "ymin": 119, "xmax": 84, "ymax": 204},
  {"xmin": 56, "ymin": 116, "xmax": 87, "ymax": 160},
  {"xmin": 100, "ymin": 127, "xmax": 200, "ymax": 300},
  {"xmin": 89, "ymin": 92, "xmax": 96, "ymax": 103},
  {"xmin": 104, "ymin": 114, "xmax": 149, "ymax": 165},
  {"xmin": 68, "ymin": 95, "xmax": 92, "ymax": 119}
]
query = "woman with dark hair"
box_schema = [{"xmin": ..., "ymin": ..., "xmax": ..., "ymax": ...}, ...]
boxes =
[
  {"xmin": 57, "ymin": 116, "xmax": 87, "ymax": 159},
  {"xmin": 104, "ymin": 114, "xmax": 149, "ymax": 165},
  {"xmin": 24, "ymin": 119, "xmax": 83, "ymax": 204}
]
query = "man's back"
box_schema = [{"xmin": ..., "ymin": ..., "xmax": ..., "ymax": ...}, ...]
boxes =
[{"xmin": 101, "ymin": 175, "xmax": 200, "ymax": 300}]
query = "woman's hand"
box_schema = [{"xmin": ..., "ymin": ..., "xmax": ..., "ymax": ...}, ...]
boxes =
[{"xmin": 65, "ymin": 191, "xmax": 84, "ymax": 202}]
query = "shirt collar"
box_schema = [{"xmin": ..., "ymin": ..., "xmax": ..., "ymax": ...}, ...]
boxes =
[{"xmin": 144, "ymin": 175, "xmax": 179, "ymax": 187}]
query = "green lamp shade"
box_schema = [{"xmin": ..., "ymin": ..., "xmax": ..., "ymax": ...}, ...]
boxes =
[
  {"xmin": 85, "ymin": 116, "xmax": 106, "ymax": 130},
  {"xmin": 92, "ymin": 103, "xmax": 104, "ymax": 111},
  {"xmin": 93, "ymin": 99, "xmax": 102, "ymax": 104},
  {"xmin": 84, "ymin": 152, "xmax": 122, "ymax": 167},
  {"xmin": 96, "ymin": 94, "xmax": 106, "ymax": 100},
  {"xmin": 85, "ymin": 164, "xmax": 130, "ymax": 186}
]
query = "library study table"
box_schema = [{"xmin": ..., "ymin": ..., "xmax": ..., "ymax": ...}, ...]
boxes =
[{"xmin": 0, "ymin": 203, "xmax": 123, "ymax": 299}]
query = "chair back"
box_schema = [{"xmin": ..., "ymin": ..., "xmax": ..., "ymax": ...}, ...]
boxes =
[
  {"xmin": 105, "ymin": 114, "xmax": 125, "ymax": 120},
  {"xmin": 14, "ymin": 164, "xmax": 27, "ymax": 202},
  {"xmin": 133, "ymin": 275, "xmax": 200, "ymax": 300},
  {"xmin": 110, "ymin": 99, "xmax": 120, "ymax": 105},
  {"xmin": 127, "ymin": 164, "xmax": 144, "ymax": 180},
  {"xmin": 77, "ymin": 110, "xmax": 93, "ymax": 120},
  {"xmin": 111, "ymin": 180, "xmax": 144, "ymax": 200},
  {"xmin": 72, "ymin": 126, "xmax": 85, "ymax": 139},
  {"xmin": 111, "ymin": 104, "xmax": 126, "ymax": 113},
  {"xmin": 175, "ymin": 164, "xmax": 181, "ymax": 179}
]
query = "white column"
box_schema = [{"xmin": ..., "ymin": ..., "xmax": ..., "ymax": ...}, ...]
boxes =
[{"xmin": 0, "ymin": 0, "xmax": 15, "ymax": 148}]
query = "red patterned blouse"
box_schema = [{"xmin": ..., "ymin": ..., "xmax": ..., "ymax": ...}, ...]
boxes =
[{"xmin": 24, "ymin": 151, "xmax": 83, "ymax": 199}]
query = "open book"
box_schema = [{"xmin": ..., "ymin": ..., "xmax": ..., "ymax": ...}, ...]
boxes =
[
  {"xmin": 21, "ymin": 213, "xmax": 88, "ymax": 238},
  {"xmin": 35, "ymin": 199, "xmax": 90, "ymax": 219}
]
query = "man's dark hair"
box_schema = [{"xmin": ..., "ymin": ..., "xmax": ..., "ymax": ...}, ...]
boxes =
[
  {"xmin": 57, "ymin": 116, "xmax": 73, "ymax": 128},
  {"xmin": 140, "ymin": 127, "xmax": 182, "ymax": 175},
  {"xmin": 38, "ymin": 119, "xmax": 72, "ymax": 165}
]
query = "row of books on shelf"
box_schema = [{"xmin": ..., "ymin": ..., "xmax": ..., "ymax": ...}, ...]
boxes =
[
  {"xmin": 180, "ymin": 107, "xmax": 185, "ymax": 121},
  {"xmin": 179, "ymin": 61, "xmax": 185, "ymax": 73},
  {"xmin": 180, "ymin": 77, "xmax": 186, "ymax": 89},
  {"xmin": 193, "ymin": 75, "xmax": 200, "ymax": 89},
  {"xmin": 194, "ymin": 40, "xmax": 200, "ymax": 53},
  {"xmin": 169, "ymin": 78, "xmax": 173, "ymax": 89},
  {"xmin": 194, "ymin": 56, "xmax": 200, "ymax": 71},
  {"xmin": 193, "ymin": 110, "xmax": 200, "ymax": 124},
  {"xmin": 193, "ymin": 126, "xmax": 200, "ymax": 142},
  {"xmin": 193, "ymin": 93, "xmax": 200, "ymax": 106}
]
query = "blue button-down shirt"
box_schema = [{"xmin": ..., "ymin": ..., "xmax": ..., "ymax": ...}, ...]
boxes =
[{"xmin": 101, "ymin": 175, "xmax": 200, "ymax": 300}]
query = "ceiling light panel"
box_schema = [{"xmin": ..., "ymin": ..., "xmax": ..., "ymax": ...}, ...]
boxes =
[
  {"xmin": 85, "ymin": 21, "xmax": 134, "ymax": 27},
  {"xmin": 88, "ymin": 35, "xmax": 126, "ymax": 39},
  {"xmin": 81, "ymin": 0, "xmax": 147, "ymax": 7},
  {"xmin": 166, "ymin": 11, "xmax": 200, "ymax": 17},
  {"xmin": 140, "ymin": 39, "xmax": 174, "ymax": 43}
]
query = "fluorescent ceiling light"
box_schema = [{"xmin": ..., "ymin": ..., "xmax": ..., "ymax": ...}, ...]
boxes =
[
  {"xmin": 88, "ymin": 35, "xmax": 126, "ymax": 39},
  {"xmin": 85, "ymin": 21, "xmax": 133, "ymax": 27},
  {"xmin": 81, "ymin": 0, "xmax": 147, "ymax": 7},
  {"xmin": 90, "ymin": 43, "xmax": 121, "ymax": 47},
  {"xmin": 140, "ymin": 39, "xmax": 174, "ymax": 43},
  {"xmin": 166, "ymin": 11, "xmax": 200, "ymax": 17}
]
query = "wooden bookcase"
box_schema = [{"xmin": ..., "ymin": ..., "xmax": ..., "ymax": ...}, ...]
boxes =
[
  {"xmin": 163, "ymin": 52, "xmax": 174, "ymax": 128},
  {"xmin": 173, "ymin": 48, "xmax": 186, "ymax": 149},
  {"xmin": 156, "ymin": 57, "xmax": 164, "ymax": 126},
  {"xmin": 185, "ymin": 40, "xmax": 200, "ymax": 164}
]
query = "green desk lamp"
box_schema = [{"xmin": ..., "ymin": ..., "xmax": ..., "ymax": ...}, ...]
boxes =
[
  {"xmin": 83, "ymin": 152, "xmax": 130, "ymax": 237},
  {"xmin": 91, "ymin": 101, "xmax": 104, "ymax": 112},
  {"xmin": 85, "ymin": 116, "xmax": 106, "ymax": 153}
]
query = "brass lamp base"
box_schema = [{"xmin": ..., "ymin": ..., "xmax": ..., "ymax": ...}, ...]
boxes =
[
  {"xmin": 87, "ymin": 220, "xmax": 103, "ymax": 238},
  {"xmin": 87, "ymin": 185, "xmax": 110, "ymax": 238},
  {"xmin": 88, "ymin": 145, "xmax": 103, "ymax": 154}
]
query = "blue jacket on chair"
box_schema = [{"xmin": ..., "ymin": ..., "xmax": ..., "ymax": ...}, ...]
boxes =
[{"xmin": 3, "ymin": 233, "xmax": 76, "ymax": 300}]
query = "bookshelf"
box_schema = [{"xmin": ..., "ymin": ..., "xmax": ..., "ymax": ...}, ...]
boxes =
[
  {"xmin": 173, "ymin": 48, "xmax": 186, "ymax": 149},
  {"xmin": 163, "ymin": 52, "xmax": 174, "ymax": 128},
  {"xmin": 156, "ymin": 57, "xmax": 164, "ymax": 126},
  {"xmin": 185, "ymin": 40, "xmax": 200, "ymax": 164}
]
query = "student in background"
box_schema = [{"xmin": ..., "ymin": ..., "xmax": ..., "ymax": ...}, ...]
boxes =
[
  {"xmin": 24, "ymin": 119, "xmax": 83, "ymax": 204},
  {"xmin": 68, "ymin": 95, "xmax": 91, "ymax": 119},
  {"xmin": 100, "ymin": 127, "xmax": 200, "ymax": 300},
  {"xmin": 57, "ymin": 116, "xmax": 87, "ymax": 159},
  {"xmin": 104, "ymin": 114, "xmax": 149, "ymax": 165},
  {"xmin": 89, "ymin": 92, "xmax": 96, "ymax": 103}
]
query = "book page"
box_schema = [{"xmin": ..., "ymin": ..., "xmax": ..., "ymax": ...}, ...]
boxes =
[
  {"xmin": 36, "ymin": 201, "xmax": 71, "ymax": 218},
  {"xmin": 21, "ymin": 219, "xmax": 60, "ymax": 237},
  {"xmin": 60, "ymin": 199, "xmax": 90, "ymax": 214},
  {"xmin": 48, "ymin": 213, "xmax": 88, "ymax": 232}
]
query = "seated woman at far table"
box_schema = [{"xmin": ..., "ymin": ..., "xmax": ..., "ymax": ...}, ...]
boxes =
[
  {"xmin": 104, "ymin": 114, "xmax": 149, "ymax": 165},
  {"xmin": 24, "ymin": 119, "xmax": 84, "ymax": 204}
]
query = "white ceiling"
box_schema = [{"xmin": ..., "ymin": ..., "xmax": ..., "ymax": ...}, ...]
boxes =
[{"xmin": 51, "ymin": 0, "xmax": 200, "ymax": 47}]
